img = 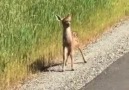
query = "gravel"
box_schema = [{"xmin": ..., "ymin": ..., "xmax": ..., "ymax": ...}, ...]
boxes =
[{"xmin": 19, "ymin": 18, "xmax": 129, "ymax": 90}]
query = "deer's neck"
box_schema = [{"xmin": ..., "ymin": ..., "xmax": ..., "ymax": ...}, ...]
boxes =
[
  {"xmin": 63, "ymin": 26, "xmax": 72, "ymax": 36},
  {"xmin": 63, "ymin": 26, "xmax": 73, "ymax": 43}
]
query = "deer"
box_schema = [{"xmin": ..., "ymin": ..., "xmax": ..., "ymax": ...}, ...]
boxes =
[{"xmin": 56, "ymin": 14, "xmax": 86, "ymax": 72}]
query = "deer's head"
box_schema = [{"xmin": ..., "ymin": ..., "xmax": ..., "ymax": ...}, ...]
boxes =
[{"xmin": 56, "ymin": 14, "xmax": 72, "ymax": 28}]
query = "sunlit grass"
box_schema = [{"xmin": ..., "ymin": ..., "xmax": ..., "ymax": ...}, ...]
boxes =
[{"xmin": 0, "ymin": 0, "xmax": 129, "ymax": 89}]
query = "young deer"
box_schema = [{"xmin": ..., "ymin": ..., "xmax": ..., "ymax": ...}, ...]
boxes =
[{"xmin": 56, "ymin": 14, "xmax": 86, "ymax": 72}]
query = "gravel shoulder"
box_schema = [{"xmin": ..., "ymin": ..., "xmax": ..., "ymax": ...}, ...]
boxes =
[{"xmin": 19, "ymin": 18, "xmax": 129, "ymax": 90}]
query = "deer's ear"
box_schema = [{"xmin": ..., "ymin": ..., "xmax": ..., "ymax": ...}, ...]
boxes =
[
  {"xmin": 64, "ymin": 14, "xmax": 72, "ymax": 21},
  {"xmin": 55, "ymin": 15, "xmax": 62, "ymax": 21}
]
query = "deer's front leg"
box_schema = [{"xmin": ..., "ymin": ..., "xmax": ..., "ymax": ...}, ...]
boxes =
[
  {"xmin": 70, "ymin": 47, "xmax": 74, "ymax": 71},
  {"xmin": 62, "ymin": 47, "xmax": 68, "ymax": 72},
  {"xmin": 65, "ymin": 53, "xmax": 69, "ymax": 66}
]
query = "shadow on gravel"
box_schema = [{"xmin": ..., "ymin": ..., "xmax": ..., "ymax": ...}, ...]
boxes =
[
  {"xmin": 29, "ymin": 57, "xmax": 62, "ymax": 73},
  {"xmin": 29, "ymin": 54, "xmax": 87, "ymax": 73},
  {"xmin": 74, "ymin": 62, "xmax": 86, "ymax": 64}
]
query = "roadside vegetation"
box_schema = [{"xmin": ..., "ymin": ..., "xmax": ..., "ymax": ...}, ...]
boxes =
[{"xmin": 0, "ymin": 0, "xmax": 129, "ymax": 89}]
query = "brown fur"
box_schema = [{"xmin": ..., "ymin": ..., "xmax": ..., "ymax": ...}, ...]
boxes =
[{"xmin": 56, "ymin": 14, "xmax": 86, "ymax": 71}]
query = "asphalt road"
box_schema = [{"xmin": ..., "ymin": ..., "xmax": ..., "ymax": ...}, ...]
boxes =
[{"xmin": 80, "ymin": 52, "xmax": 129, "ymax": 90}]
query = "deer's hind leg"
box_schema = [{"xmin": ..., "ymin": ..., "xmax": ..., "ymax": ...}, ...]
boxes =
[{"xmin": 69, "ymin": 47, "xmax": 74, "ymax": 71}]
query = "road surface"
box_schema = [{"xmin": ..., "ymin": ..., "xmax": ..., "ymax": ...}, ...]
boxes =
[{"xmin": 81, "ymin": 52, "xmax": 129, "ymax": 90}]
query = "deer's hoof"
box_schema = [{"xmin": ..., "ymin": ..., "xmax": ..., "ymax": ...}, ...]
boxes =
[
  {"xmin": 71, "ymin": 69, "xmax": 74, "ymax": 71},
  {"xmin": 62, "ymin": 69, "xmax": 65, "ymax": 72},
  {"xmin": 84, "ymin": 61, "xmax": 87, "ymax": 63}
]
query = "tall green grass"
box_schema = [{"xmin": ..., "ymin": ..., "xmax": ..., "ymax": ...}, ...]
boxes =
[{"xmin": 0, "ymin": 0, "xmax": 129, "ymax": 89}]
